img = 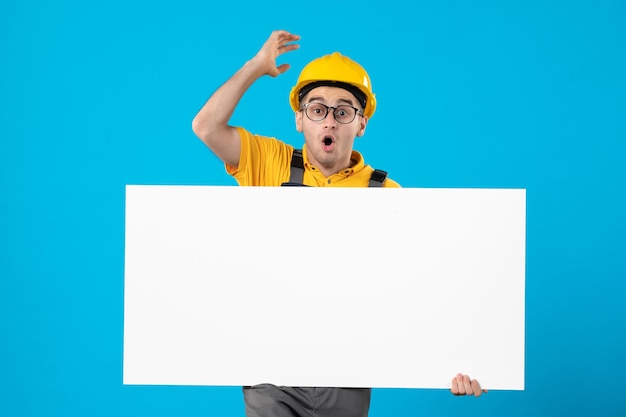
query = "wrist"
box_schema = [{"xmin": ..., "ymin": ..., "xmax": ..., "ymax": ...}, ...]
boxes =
[{"xmin": 244, "ymin": 56, "xmax": 270, "ymax": 78}]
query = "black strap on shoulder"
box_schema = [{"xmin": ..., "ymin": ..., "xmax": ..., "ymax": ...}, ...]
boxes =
[
  {"xmin": 368, "ymin": 169, "xmax": 388, "ymax": 187},
  {"xmin": 283, "ymin": 148, "xmax": 388, "ymax": 187},
  {"xmin": 288, "ymin": 148, "xmax": 305, "ymax": 184}
]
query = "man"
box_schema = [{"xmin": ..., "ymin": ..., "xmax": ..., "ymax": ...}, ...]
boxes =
[{"xmin": 192, "ymin": 30, "xmax": 485, "ymax": 417}]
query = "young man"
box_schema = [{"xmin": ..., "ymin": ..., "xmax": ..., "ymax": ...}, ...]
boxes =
[{"xmin": 192, "ymin": 30, "xmax": 485, "ymax": 417}]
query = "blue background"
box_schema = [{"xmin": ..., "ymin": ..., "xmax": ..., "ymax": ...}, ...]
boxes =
[{"xmin": 1, "ymin": 1, "xmax": 625, "ymax": 416}]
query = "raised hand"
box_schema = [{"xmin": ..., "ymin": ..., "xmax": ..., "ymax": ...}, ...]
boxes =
[{"xmin": 250, "ymin": 30, "xmax": 300, "ymax": 77}]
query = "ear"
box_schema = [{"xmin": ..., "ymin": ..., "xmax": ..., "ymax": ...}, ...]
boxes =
[
  {"xmin": 295, "ymin": 110, "xmax": 303, "ymax": 132},
  {"xmin": 356, "ymin": 115, "xmax": 368, "ymax": 137}
]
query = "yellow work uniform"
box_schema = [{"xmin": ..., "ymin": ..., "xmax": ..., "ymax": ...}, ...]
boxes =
[{"xmin": 226, "ymin": 127, "xmax": 400, "ymax": 187}]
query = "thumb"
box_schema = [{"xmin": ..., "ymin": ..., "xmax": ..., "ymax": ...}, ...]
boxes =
[{"xmin": 275, "ymin": 63, "xmax": 291, "ymax": 75}]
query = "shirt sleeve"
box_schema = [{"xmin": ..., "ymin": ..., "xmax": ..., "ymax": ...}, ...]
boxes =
[{"xmin": 225, "ymin": 127, "xmax": 294, "ymax": 186}]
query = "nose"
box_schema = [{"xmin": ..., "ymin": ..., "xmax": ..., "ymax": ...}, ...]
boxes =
[{"xmin": 323, "ymin": 109, "xmax": 337, "ymax": 128}]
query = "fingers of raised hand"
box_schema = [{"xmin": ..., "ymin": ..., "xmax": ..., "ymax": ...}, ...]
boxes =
[
  {"xmin": 275, "ymin": 32, "xmax": 299, "ymax": 53},
  {"xmin": 261, "ymin": 30, "xmax": 299, "ymax": 76},
  {"xmin": 270, "ymin": 30, "xmax": 300, "ymax": 50}
]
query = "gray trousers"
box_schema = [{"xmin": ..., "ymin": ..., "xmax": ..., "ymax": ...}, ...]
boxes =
[{"xmin": 243, "ymin": 384, "xmax": 371, "ymax": 417}]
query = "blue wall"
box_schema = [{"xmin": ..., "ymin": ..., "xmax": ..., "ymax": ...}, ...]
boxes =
[{"xmin": 1, "ymin": 1, "xmax": 625, "ymax": 416}]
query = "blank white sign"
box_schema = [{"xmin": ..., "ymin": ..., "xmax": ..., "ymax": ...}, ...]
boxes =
[{"xmin": 123, "ymin": 185, "xmax": 525, "ymax": 390}]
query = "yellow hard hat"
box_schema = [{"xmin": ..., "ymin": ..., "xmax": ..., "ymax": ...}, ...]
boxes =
[{"xmin": 289, "ymin": 52, "xmax": 377, "ymax": 118}]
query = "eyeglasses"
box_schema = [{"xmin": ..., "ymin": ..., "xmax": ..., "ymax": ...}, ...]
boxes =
[{"xmin": 300, "ymin": 102, "xmax": 364, "ymax": 124}]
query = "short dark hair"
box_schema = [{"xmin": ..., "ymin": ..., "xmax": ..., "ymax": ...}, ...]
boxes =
[{"xmin": 298, "ymin": 81, "xmax": 367, "ymax": 110}]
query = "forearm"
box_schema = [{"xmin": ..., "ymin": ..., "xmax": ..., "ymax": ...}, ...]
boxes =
[
  {"xmin": 192, "ymin": 59, "xmax": 264, "ymax": 141},
  {"xmin": 191, "ymin": 60, "xmax": 265, "ymax": 165},
  {"xmin": 191, "ymin": 30, "xmax": 300, "ymax": 167}
]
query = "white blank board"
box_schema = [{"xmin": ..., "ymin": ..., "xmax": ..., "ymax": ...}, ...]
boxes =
[{"xmin": 124, "ymin": 185, "xmax": 525, "ymax": 390}]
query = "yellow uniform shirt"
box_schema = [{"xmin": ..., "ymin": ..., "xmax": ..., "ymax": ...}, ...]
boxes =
[{"xmin": 226, "ymin": 127, "xmax": 400, "ymax": 187}]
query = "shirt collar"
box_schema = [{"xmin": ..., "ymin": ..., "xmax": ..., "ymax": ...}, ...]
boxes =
[{"xmin": 302, "ymin": 144, "xmax": 365, "ymax": 177}]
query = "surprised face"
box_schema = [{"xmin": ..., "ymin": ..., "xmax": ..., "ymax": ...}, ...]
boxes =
[{"xmin": 295, "ymin": 86, "xmax": 368, "ymax": 177}]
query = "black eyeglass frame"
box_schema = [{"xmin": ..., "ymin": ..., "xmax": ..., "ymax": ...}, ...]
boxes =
[{"xmin": 300, "ymin": 102, "xmax": 364, "ymax": 124}]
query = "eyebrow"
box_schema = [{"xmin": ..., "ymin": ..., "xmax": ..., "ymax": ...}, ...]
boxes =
[{"xmin": 307, "ymin": 96, "xmax": 355, "ymax": 107}]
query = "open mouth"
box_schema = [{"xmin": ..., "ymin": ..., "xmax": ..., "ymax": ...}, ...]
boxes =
[{"xmin": 322, "ymin": 135, "xmax": 335, "ymax": 151}]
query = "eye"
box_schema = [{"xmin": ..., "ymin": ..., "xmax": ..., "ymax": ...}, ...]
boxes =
[{"xmin": 309, "ymin": 103, "xmax": 325, "ymax": 115}]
